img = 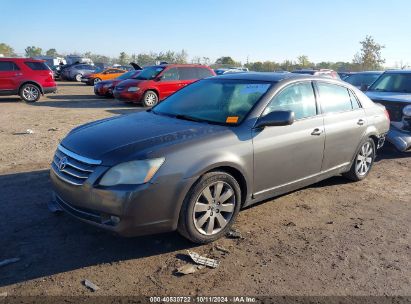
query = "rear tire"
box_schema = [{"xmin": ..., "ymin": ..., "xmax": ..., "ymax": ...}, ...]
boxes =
[
  {"xmin": 178, "ymin": 171, "xmax": 241, "ymax": 244},
  {"xmin": 93, "ymin": 78, "xmax": 101, "ymax": 85},
  {"xmin": 343, "ymin": 138, "xmax": 376, "ymax": 181},
  {"xmin": 19, "ymin": 83, "xmax": 41, "ymax": 102},
  {"xmin": 142, "ymin": 90, "xmax": 158, "ymax": 107}
]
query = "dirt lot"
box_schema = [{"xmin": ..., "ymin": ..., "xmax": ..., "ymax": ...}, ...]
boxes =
[{"xmin": 0, "ymin": 82, "xmax": 410, "ymax": 297}]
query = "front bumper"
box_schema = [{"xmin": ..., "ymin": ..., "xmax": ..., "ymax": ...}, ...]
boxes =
[
  {"xmin": 113, "ymin": 89, "xmax": 143, "ymax": 103},
  {"xmin": 387, "ymin": 125, "xmax": 411, "ymax": 152},
  {"xmin": 50, "ymin": 164, "xmax": 195, "ymax": 237},
  {"xmin": 94, "ymin": 85, "xmax": 112, "ymax": 96}
]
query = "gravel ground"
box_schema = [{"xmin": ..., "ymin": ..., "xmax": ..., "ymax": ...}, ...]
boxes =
[{"xmin": 0, "ymin": 82, "xmax": 410, "ymax": 297}]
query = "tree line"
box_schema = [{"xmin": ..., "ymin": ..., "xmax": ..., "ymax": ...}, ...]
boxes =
[{"xmin": 0, "ymin": 36, "xmax": 393, "ymax": 71}]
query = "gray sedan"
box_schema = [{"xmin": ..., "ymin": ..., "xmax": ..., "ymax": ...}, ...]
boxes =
[{"xmin": 50, "ymin": 73, "xmax": 390, "ymax": 243}]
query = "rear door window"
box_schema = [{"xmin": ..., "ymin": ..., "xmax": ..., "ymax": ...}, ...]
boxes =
[
  {"xmin": 25, "ymin": 61, "xmax": 49, "ymax": 71},
  {"xmin": 197, "ymin": 67, "xmax": 214, "ymax": 79},
  {"xmin": 0, "ymin": 61, "xmax": 20, "ymax": 71},
  {"xmin": 317, "ymin": 82, "xmax": 353, "ymax": 113},
  {"xmin": 178, "ymin": 67, "xmax": 197, "ymax": 80}
]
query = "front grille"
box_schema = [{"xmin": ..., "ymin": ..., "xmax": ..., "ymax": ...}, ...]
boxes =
[
  {"xmin": 375, "ymin": 100, "xmax": 407, "ymax": 122},
  {"xmin": 51, "ymin": 144, "xmax": 101, "ymax": 186}
]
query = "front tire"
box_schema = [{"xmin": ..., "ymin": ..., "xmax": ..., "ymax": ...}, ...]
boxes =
[
  {"xmin": 75, "ymin": 74, "xmax": 82, "ymax": 82},
  {"xmin": 93, "ymin": 78, "xmax": 101, "ymax": 85},
  {"xmin": 343, "ymin": 138, "xmax": 376, "ymax": 181},
  {"xmin": 178, "ymin": 172, "xmax": 241, "ymax": 244},
  {"xmin": 20, "ymin": 84, "xmax": 41, "ymax": 102},
  {"xmin": 142, "ymin": 90, "xmax": 158, "ymax": 107}
]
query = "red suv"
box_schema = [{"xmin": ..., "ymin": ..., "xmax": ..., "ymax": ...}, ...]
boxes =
[
  {"xmin": 113, "ymin": 64, "xmax": 215, "ymax": 106},
  {"xmin": 0, "ymin": 58, "xmax": 57, "ymax": 102}
]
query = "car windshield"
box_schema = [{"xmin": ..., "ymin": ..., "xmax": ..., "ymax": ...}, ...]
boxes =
[
  {"xmin": 135, "ymin": 66, "xmax": 165, "ymax": 80},
  {"xmin": 117, "ymin": 70, "xmax": 135, "ymax": 80},
  {"xmin": 152, "ymin": 79, "xmax": 273, "ymax": 125},
  {"xmin": 368, "ymin": 73, "xmax": 411, "ymax": 93},
  {"xmin": 345, "ymin": 73, "xmax": 381, "ymax": 87}
]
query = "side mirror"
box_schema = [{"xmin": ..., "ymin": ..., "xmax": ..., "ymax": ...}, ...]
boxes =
[
  {"xmin": 154, "ymin": 75, "xmax": 163, "ymax": 81},
  {"xmin": 360, "ymin": 84, "xmax": 369, "ymax": 92},
  {"xmin": 254, "ymin": 110, "xmax": 295, "ymax": 129}
]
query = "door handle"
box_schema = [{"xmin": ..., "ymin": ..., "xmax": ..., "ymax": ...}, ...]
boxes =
[
  {"xmin": 357, "ymin": 119, "xmax": 365, "ymax": 126},
  {"xmin": 311, "ymin": 128, "xmax": 323, "ymax": 136}
]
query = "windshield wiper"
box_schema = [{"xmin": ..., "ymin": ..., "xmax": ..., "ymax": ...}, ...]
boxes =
[{"xmin": 175, "ymin": 114, "xmax": 204, "ymax": 122}]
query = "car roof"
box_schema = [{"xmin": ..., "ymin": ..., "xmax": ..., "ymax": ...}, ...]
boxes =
[
  {"xmin": 214, "ymin": 72, "xmax": 307, "ymax": 82},
  {"xmin": 0, "ymin": 57, "xmax": 44, "ymax": 62}
]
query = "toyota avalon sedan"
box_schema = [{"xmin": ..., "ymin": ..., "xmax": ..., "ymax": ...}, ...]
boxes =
[{"xmin": 50, "ymin": 73, "xmax": 390, "ymax": 243}]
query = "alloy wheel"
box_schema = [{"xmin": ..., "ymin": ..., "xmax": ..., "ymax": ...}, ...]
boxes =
[
  {"xmin": 144, "ymin": 92, "xmax": 157, "ymax": 106},
  {"xmin": 22, "ymin": 85, "xmax": 39, "ymax": 101},
  {"xmin": 355, "ymin": 142, "xmax": 373, "ymax": 176},
  {"xmin": 193, "ymin": 181, "xmax": 236, "ymax": 235}
]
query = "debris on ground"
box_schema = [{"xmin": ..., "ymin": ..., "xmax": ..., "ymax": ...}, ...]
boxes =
[
  {"xmin": 284, "ymin": 221, "xmax": 296, "ymax": 227},
  {"xmin": 148, "ymin": 275, "xmax": 163, "ymax": 289},
  {"xmin": 187, "ymin": 251, "xmax": 219, "ymax": 268},
  {"xmin": 0, "ymin": 258, "xmax": 20, "ymax": 268},
  {"xmin": 83, "ymin": 279, "xmax": 100, "ymax": 292},
  {"xmin": 215, "ymin": 245, "xmax": 230, "ymax": 254},
  {"xmin": 176, "ymin": 264, "xmax": 203, "ymax": 275},
  {"xmin": 48, "ymin": 127, "xmax": 59, "ymax": 132},
  {"xmin": 354, "ymin": 224, "xmax": 361, "ymax": 229},
  {"xmin": 226, "ymin": 229, "xmax": 243, "ymax": 239},
  {"xmin": 25, "ymin": 129, "xmax": 34, "ymax": 134},
  {"xmin": 0, "ymin": 292, "xmax": 7, "ymax": 297},
  {"xmin": 326, "ymin": 221, "xmax": 334, "ymax": 225}
]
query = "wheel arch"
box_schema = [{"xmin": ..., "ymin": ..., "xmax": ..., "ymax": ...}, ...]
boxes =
[{"xmin": 18, "ymin": 81, "xmax": 44, "ymax": 95}]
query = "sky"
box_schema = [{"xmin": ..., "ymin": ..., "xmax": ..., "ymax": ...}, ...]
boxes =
[{"xmin": 1, "ymin": 0, "xmax": 410, "ymax": 66}]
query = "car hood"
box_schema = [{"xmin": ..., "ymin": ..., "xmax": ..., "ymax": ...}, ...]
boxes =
[
  {"xmin": 366, "ymin": 91, "xmax": 411, "ymax": 104},
  {"xmin": 116, "ymin": 78, "xmax": 144, "ymax": 87},
  {"xmin": 98, "ymin": 79, "xmax": 120, "ymax": 86},
  {"xmin": 61, "ymin": 111, "xmax": 228, "ymax": 165}
]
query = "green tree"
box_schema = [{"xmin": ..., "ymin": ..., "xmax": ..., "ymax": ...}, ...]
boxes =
[
  {"xmin": 0, "ymin": 43, "xmax": 16, "ymax": 56},
  {"xmin": 45, "ymin": 48, "xmax": 58, "ymax": 57},
  {"xmin": 118, "ymin": 52, "xmax": 130, "ymax": 65},
  {"xmin": 297, "ymin": 55, "xmax": 311, "ymax": 68},
  {"xmin": 353, "ymin": 35, "xmax": 385, "ymax": 70},
  {"xmin": 215, "ymin": 56, "xmax": 236, "ymax": 65},
  {"xmin": 25, "ymin": 46, "xmax": 42, "ymax": 57}
]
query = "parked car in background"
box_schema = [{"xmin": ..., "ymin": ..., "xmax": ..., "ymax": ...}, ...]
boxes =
[
  {"xmin": 214, "ymin": 67, "xmax": 248, "ymax": 75},
  {"xmin": 65, "ymin": 55, "xmax": 93, "ymax": 65},
  {"xmin": 366, "ymin": 70, "xmax": 411, "ymax": 151},
  {"xmin": 60, "ymin": 64, "xmax": 97, "ymax": 82},
  {"xmin": 344, "ymin": 71, "xmax": 383, "ymax": 91},
  {"xmin": 113, "ymin": 64, "xmax": 215, "ymax": 106},
  {"xmin": 94, "ymin": 70, "xmax": 141, "ymax": 97},
  {"xmin": 338, "ymin": 72, "xmax": 355, "ymax": 80},
  {"xmin": 81, "ymin": 68, "xmax": 127, "ymax": 85},
  {"xmin": 50, "ymin": 73, "xmax": 389, "ymax": 243},
  {"xmin": 292, "ymin": 69, "xmax": 340, "ymax": 79},
  {"xmin": 0, "ymin": 58, "xmax": 56, "ymax": 102}
]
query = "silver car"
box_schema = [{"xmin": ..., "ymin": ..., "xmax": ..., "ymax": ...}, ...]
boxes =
[{"xmin": 50, "ymin": 73, "xmax": 390, "ymax": 243}]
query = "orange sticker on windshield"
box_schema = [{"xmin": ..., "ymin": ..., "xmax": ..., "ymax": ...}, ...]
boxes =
[{"xmin": 226, "ymin": 116, "xmax": 239, "ymax": 124}]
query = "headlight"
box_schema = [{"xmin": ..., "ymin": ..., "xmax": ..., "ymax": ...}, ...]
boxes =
[
  {"xmin": 99, "ymin": 158, "xmax": 165, "ymax": 186},
  {"xmin": 403, "ymin": 105, "xmax": 411, "ymax": 117},
  {"xmin": 127, "ymin": 87, "xmax": 140, "ymax": 92},
  {"xmin": 103, "ymin": 83, "xmax": 112, "ymax": 88}
]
